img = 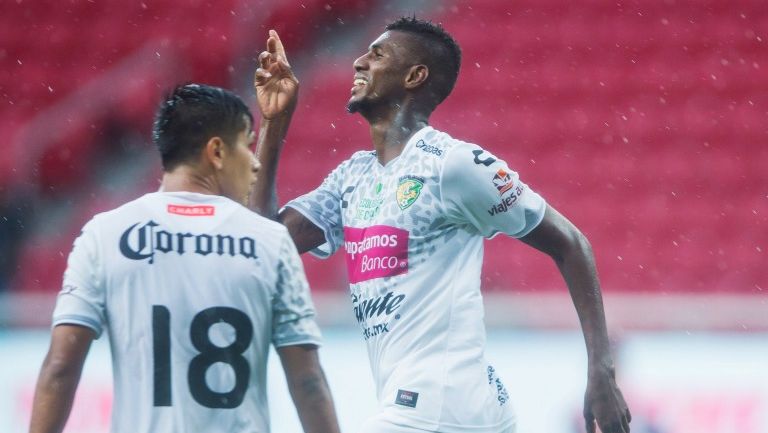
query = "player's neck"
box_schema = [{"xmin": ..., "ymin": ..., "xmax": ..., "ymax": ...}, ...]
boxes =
[
  {"xmin": 367, "ymin": 108, "xmax": 429, "ymax": 166},
  {"xmin": 159, "ymin": 166, "xmax": 219, "ymax": 197}
]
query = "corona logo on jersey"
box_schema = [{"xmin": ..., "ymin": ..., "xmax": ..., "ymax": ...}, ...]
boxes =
[
  {"xmin": 351, "ymin": 290, "xmax": 406, "ymax": 340},
  {"xmin": 119, "ymin": 220, "xmax": 258, "ymax": 264},
  {"xmin": 343, "ymin": 225, "xmax": 408, "ymax": 283},
  {"xmin": 396, "ymin": 176, "xmax": 424, "ymax": 210},
  {"xmin": 492, "ymin": 168, "xmax": 515, "ymax": 195}
]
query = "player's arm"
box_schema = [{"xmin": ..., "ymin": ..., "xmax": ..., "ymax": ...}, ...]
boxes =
[
  {"xmin": 520, "ymin": 205, "xmax": 631, "ymax": 433},
  {"xmin": 250, "ymin": 29, "xmax": 298, "ymax": 218},
  {"xmin": 29, "ymin": 325, "xmax": 95, "ymax": 433},
  {"xmin": 277, "ymin": 345, "xmax": 341, "ymax": 433},
  {"xmin": 249, "ymin": 30, "xmax": 327, "ymax": 252}
]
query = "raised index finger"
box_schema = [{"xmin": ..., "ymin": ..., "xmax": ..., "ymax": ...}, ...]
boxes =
[{"xmin": 268, "ymin": 29, "xmax": 290, "ymax": 65}]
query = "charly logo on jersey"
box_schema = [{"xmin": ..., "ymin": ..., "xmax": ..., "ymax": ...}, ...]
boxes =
[
  {"xmin": 355, "ymin": 182, "xmax": 384, "ymax": 221},
  {"xmin": 343, "ymin": 225, "xmax": 408, "ymax": 283},
  {"xmin": 396, "ymin": 176, "xmax": 424, "ymax": 210},
  {"xmin": 415, "ymin": 139, "xmax": 443, "ymax": 156},
  {"xmin": 119, "ymin": 220, "xmax": 258, "ymax": 264},
  {"xmin": 167, "ymin": 204, "xmax": 215, "ymax": 216},
  {"xmin": 492, "ymin": 168, "xmax": 515, "ymax": 195},
  {"xmin": 351, "ymin": 290, "xmax": 406, "ymax": 340}
]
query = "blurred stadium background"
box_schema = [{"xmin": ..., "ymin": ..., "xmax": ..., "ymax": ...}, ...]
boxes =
[{"xmin": 0, "ymin": 0, "xmax": 766, "ymax": 432}]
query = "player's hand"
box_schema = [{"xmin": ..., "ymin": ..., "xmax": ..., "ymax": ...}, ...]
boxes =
[
  {"xmin": 254, "ymin": 30, "xmax": 298, "ymax": 120},
  {"xmin": 584, "ymin": 366, "xmax": 631, "ymax": 433}
]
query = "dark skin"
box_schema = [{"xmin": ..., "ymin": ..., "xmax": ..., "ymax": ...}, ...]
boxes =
[
  {"xmin": 254, "ymin": 29, "xmax": 631, "ymax": 433},
  {"xmin": 30, "ymin": 109, "xmax": 340, "ymax": 433}
]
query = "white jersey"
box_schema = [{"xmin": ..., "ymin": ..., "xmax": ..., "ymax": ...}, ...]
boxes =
[
  {"xmin": 286, "ymin": 126, "xmax": 546, "ymax": 432},
  {"xmin": 52, "ymin": 191, "xmax": 322, "ymax": 433}
]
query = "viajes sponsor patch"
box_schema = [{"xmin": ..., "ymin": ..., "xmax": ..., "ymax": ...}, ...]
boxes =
[
  {"xmin": 167, "ymin": 204, "xmax": 215, "ymax": 216},
  {"xmin": 395, "ymin": 389, "xmax": 419, "ymax": 408},
  {"xmin": 396, "ymin": 176, "xmax": 424, "ymax": 210},
  {"xmin": 492, "ymin": 168, "xmax": 515, "ymax": 195},
  {"xmin": 487, "ymin": 185, "xmax": 525, "ymax": 216},
  {"xmin": 343, "ymin": 225, "xmax": 408, "ymax": 283}
]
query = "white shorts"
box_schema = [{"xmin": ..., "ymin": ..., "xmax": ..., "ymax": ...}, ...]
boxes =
[{"xmin": 358, "ymin": 412, "xmax": 516, "ymax": 433}]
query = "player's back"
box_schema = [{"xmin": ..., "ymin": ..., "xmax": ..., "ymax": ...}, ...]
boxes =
[{"xmin": 59, "ymin": 191, "xmax": 298, "ymax": 432}]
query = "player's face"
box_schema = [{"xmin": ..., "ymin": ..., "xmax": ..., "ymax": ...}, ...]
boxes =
[
  {"xmin": 219, "ymin": 120, "xmax": 258, "ymax": 205},
  {"xmin": 348, "ymin": 31, "xmax": 414, "ymax": 114}
]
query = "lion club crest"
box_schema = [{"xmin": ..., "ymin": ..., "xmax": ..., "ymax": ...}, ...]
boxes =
[{"xmin": 396, "ymin": 176, "xmax": 424, "ymax": 210}]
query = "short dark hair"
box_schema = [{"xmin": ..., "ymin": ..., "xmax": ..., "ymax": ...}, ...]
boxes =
[
  {"xmin": 385, "ymin": 17, "xmax": 462, "ymax": 107},
  {"xmin": 153, "ymin": 83, "xmax": 253, "ymax": 171}
]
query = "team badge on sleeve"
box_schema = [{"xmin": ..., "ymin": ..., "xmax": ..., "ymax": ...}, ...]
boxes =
[{"xmin": 396, "ymin": 176, "xmax": 424, "ymax": 210}]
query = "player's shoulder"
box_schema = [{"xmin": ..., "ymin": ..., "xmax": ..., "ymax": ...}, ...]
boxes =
[
  {"xmin": 421, "ymin": 128, "xmax": 490, "ymax": 172},
  {"xmin": 230, "ymin": 204, "xmax": 290, "ymax": 237},
  {"xmin": 416, "ymin": 127, "xmax": 484, "ymax": 163},
  {"xmin": 344, "ymin": 149, "xmax": 377, "ymax": 168},
  {"xmin": 83, "ymin": 194, "xmax": 152, "ymax": 230}
]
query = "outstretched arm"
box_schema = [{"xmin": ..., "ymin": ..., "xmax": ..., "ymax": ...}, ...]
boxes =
[
  {"xmin": 250, "ymin": 29, "xmax": 299, "ymax": 218},
  {"xmin": 277, "ymin": 345, "xmax": 341, "ymax": 433},
  {"xmin": 520, "ymin": 204, "xmax": 631, "ymax": 433},
  {"xmin": 250, "ymin": 30, "xmax": 328, "ymax": 253},
  {"xmin": 29, "ymin": 325, "xmax": 95, "ymax": 433}
]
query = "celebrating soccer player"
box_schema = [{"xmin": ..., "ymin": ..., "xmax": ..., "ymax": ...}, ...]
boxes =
[
  {"xmin": 254, "ymin": 20, "xmax": 631, "ymax": 433},
  {"xmin": 29, "ymin": 84, "xmax": 341, "ymax": 433}
]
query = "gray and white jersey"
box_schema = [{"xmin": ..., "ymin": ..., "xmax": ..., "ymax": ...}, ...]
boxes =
[
  {"xmin": 53, "ymin": 191, "xmax": 321, "ymax": 433},
  {"xmin": 286, "ymin": 126, "xmax": 546, "ymax": 432}
]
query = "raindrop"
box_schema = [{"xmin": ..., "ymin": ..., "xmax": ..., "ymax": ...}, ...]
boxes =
[
  {"xmin": 330, "ymin": 123, "xmax": 336, "ymax": 129},
  {"xmin": 475, "ymin": 62, "xmax": 481, "ymax": 68},
  {"xmin": 617, "ymin": 255, "xmax": 623, "ymax": 261}
]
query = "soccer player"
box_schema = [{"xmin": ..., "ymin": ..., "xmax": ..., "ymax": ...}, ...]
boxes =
[
  {"xmin": 29, "ymin": 84, "xmax": 341, "ymax": 433},
  {"xmin": 253, "ymin": 19, "xmax": 631, "ymax": 433}
]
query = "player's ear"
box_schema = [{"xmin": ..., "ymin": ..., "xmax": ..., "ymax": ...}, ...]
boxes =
[
  {"xmin": 204, "ymin": 136, "xmax": 226, "ymax": 170},
  {"xmin": 404, "ymin": 64, "xmax": 428, "ymax": 90}
]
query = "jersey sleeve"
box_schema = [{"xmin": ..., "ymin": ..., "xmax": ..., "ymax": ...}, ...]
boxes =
[
  {"xmin": 52, "ymin": 218, "xmax": 107, "ymax": 338},
  {"xmin": 441, "ymin": 142, "xmax": 547, "ymax": 239},
  {"xmin": 271, "ymin": 233, "xmax": 323, "ymax": 348},
  {"xmin": 282, "ymin": 159, "xmax": 349, "ymax": 259}
]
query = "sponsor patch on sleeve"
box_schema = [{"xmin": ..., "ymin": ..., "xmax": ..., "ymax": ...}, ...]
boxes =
[
  {"xmin": 492, "ymin": 168, "xmax": 515, "ymax": 195},
  {"xmin": 395, "ymin": 389, "xmax": 419, "ymax": 408}
]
